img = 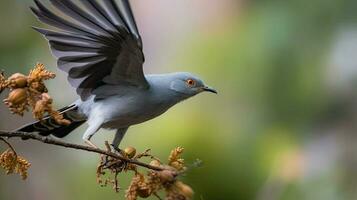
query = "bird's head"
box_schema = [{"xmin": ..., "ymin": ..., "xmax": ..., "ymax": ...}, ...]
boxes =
[{"xmin": 169, "ymin": 72, "xmax": 217, "ymax": 98}]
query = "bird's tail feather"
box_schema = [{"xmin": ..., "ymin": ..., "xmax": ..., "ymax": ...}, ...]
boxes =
[{"xmin": 16, "ymin": 104, "xmax": 86, "ymax": 138}]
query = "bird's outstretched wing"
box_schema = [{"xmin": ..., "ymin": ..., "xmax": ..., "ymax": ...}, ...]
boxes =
[{"xmin": 31, "ymin": 0, "xmax": 148, "ymax": 100}]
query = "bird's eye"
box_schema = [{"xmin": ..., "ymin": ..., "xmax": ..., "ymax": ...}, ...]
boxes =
[{"xmin": 186, "ymin": 79, "xmax": 196, "ymax": 87}]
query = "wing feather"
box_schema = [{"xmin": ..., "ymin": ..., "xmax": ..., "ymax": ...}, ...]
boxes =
[
  {"xmin": 79, "ymin": 0, "xmax": 124, "ymax": 31},
  {"xmin": 48, "ymin": 0, "xmax": 111, "ymax": 36},
  {"xmin": 32, "ymin": 0, "xmax": 96, "ymax": 37},
  {"xmin": 58, "ymin": 58, "xmax": 106, "ymax": 73},
  {"xmin": 31, "ymin": 0, "xmax": 148, "ymax": 100},
  {"xmin": 102, "ymin": 0, "xmax": 142, "ymax": 47}
]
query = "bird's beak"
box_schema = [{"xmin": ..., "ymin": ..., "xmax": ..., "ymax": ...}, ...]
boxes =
[{"xmin": 203, "ymin": 86, "xmax": 218, "ymax": 94}]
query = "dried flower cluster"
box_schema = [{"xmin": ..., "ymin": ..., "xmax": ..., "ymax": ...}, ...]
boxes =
[
  {"xmin": 0, "ymin": 63, "xmax": 70, "ymax": 125},
  {"xmin": 0, "ymin": 148, "xmax": 31, "ymax": 180},
  {"xmin": 96, "ymin": 146, "xmax": 194, "ymax": 200}
]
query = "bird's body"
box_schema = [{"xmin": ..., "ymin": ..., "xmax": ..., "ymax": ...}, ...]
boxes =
[
  {"xmin": 19, "ymin": 0, "xmax": 216, "ymax": 148},
  {"xmin": 78, "ymin": 73, "xmax": 190, "ymax": 130}
]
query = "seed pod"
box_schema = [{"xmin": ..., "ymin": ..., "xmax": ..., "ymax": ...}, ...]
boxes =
[
  {"xmin": 175, "ymin": 181, "xmax": 194, "ymax": 199},
  {"xmin": 124, "ymin": 147, "xmax": 136, "ymax": 158},
  {"xmin": 6, "ymin": 88, "xmax": 27, "ymax": 105},
  {"xmin": 9, "ymin": 73, "xmax": 27, "ymax": 88}
]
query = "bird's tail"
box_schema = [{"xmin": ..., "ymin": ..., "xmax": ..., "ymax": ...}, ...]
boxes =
[{"xmin": 16, "ymin": 104, "xmax": 86, "ymax": 138}]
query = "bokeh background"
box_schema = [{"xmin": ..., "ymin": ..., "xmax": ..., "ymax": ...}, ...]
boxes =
[{"xmin": 1, "ymin": 0, "xmax": 357, "ymax": 199}]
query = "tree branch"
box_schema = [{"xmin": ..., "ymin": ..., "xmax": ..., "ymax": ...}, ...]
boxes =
[{"xmin": 0, "ymin": 130, "xmax": 163, "ymax": 171}]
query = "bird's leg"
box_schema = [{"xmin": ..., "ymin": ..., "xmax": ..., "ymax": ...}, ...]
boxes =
[
  {"xmin": 82, "ymin": 119, "xmax": 103, "ymax": 149},
  {"xmin": 110, "ymin": 144, "xmax": 122, "ymax": 153},
  {"xmin": 111, "ymin": 127, "xmax": 128, "ymax": 155},
  {"xmin": 110, "ymin": 145, "xmax": 125, "ymax": 158}
]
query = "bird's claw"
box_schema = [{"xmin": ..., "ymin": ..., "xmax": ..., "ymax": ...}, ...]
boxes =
[
  {"xmin": 110, "ymin": 144, "xmax": 124, "ymax": 156},
  {"xmin": 84, "ymin": 139, "xmax": 98, "ymax": 149}
]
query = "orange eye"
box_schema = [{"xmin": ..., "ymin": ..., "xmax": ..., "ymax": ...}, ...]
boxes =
[{"xmin": 186, "ymin": 79, "xmax": 195, "ymax": 87}]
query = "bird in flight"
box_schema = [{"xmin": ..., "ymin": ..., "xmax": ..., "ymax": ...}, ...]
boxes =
[{"xmin": 19, "ymin": 0, "xmax": 217, "ymax": 149}]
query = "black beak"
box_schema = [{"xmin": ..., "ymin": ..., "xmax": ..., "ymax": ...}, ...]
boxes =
[{"xmin": 203, "ymin": 86, "xmax": 218, "ymax": 94}]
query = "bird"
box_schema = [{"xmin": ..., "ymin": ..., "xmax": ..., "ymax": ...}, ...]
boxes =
[{"xmin": 18, "ymin": 0, "xmax": 217, "ymax": 149}]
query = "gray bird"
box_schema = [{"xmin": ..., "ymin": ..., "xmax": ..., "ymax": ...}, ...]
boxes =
[{"xmin": 18, "ymin": 0, "xmax": 217, "ymax": 149}]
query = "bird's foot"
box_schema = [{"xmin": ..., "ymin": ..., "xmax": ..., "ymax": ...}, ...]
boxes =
[
  {"xmin": 84, "ymin": 139, "xmax": 98, "ymax": 149},
  {"xmin": 110, "ymin": 144, "xmax": 125, "ymax": 156}
]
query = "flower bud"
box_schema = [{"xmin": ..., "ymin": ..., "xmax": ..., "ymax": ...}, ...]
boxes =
[
  {"xmin": 9, "ymin": 73, "xmax": 27, "ymax": 88},
  {"xmin": 158, "ymin": 170, "xmax": 176, "ymax": 183},
  {"xmin": 149, "ymin": 160, "xmax": 161, "ymax": 167},
  {"xmin": 124, "ymin": 147, "xmax": 136, "ymax": 158},
  {"xmin": 6, "ymin": 88, "xmax": 27, "ymax": 105},
  {"xmin": 170, "ymin": 161, "xmax": 185, "ymax": 170}
]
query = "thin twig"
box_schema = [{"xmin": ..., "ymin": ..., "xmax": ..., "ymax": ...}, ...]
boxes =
[
  {"xmin": 0, "ymin": 137, "xmax": 17, "ymax": 157},
  {"xmin": 0, "ymin": 130, "xmax": 164, "ymax": 171},
  {"xmin": 154, "ymin": 192, "xmax": 163, "ymax": 200}
]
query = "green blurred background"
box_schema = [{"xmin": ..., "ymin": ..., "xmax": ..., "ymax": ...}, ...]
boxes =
[{"xmin": 1, "ymin": 0, "xmax": 357, "ymax": 199}]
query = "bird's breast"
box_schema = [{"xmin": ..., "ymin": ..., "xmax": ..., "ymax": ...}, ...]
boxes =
[{"xmin": 96, "ymin": 93, "xmax": 174, "ymax": 129}]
